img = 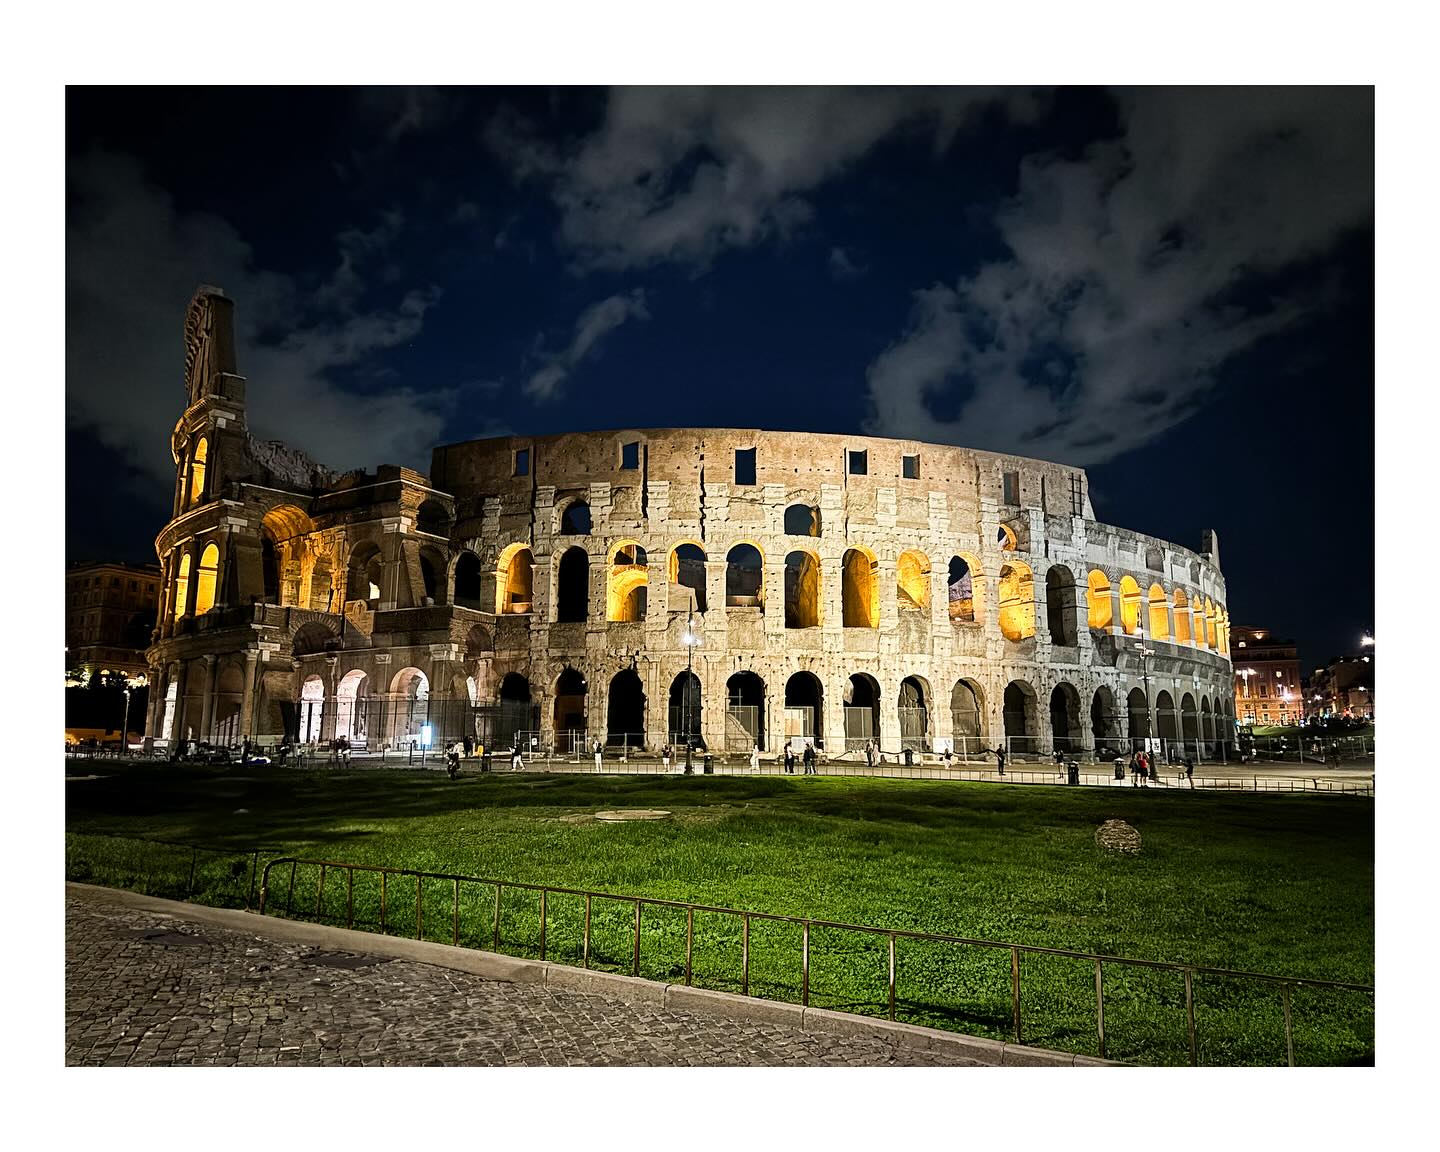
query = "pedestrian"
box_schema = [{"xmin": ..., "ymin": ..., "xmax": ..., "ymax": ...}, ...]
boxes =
[
  {"xmin": 803, "ymin": 741, "xmax": 817, "ymax": 775},
  {"xmin": 447, "ymin": 741, "xmax": 462, "ymax": 780},
  {"xmin": 784, "ymin": 746, "xmax": 795, "ymax": 774},
  {"xmin": 1148, "ymin": 755, "xmax": 1158, "ymax": 784},
  {"xmin": 865, "ymin": 740, "xmax": 875, "ymax": 768},
  {"xmin": 994, "ymin": 745, "xmax": 1006, "ymax": 775},
  {"xmin": 511, "ymin": 744, "xmax": 524, "ymax": 772},
  {"xmin": 463, "ymin": 734, "xmax": 473, "ymax": 758},
  {"xmin": 1130, "ymin": 754, "xmax": 1140, "ymax": 786},
  {"xmin": 1184, "ymin": 756, "xmax": 1195, "ymax": 788},
  {"xmin": 662, "ymin": 745, "xmax": 672, "ymax": 772},
  {"xmin": 943, "ymin": 745, "xmax": 953, "ymax": 767},
  {"xmin": 593, "ymin": 738, "xmax": 603, "ymax": 773},
  {"xmin": 750, "ymin": 743, "xmax": 761, "ymax": 772}
]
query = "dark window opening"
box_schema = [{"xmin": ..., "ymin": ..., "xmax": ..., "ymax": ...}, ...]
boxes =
[
  {"xmin": 621, "ymin": 441, "xmax": 640, "ymax": 470},
  {"xmin": 1003, "ymin": 471, "xmax": 1019, "ymax": 505},
  {"xmin": 902, "ymin": 454, "xmax": 919, "ymax": 480},
  {"xmin": 848, "ymin": 450, "xmax": 867, "ymax": 476},
  {"xmin": 514, "ymin": 448, "xmax": 530, "ymax": 477},
  {"xmin": 735, "ymin": 448, "xmax": 756, "ymax": 486}
]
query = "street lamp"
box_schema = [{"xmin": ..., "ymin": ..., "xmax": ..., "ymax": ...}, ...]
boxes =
[
  {"xmin": 120, "ymin": 685, "xmax": 131, "ymax": 754},
  {"xmin": 682, "ymin": 613, "xmax": 702, "ymax": 774},
  {"xmin": 1360, "ymin": 632, "xmax": 1374, "ymax": 648},
  {"xmin": 1135, "ymin": 632, "xmax": 1154, "ymax": 754}
]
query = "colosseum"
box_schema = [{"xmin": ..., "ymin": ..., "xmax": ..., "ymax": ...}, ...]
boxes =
[{"xmin": 145, "ymin": 286, "xmax": 1237, "ymax": 762}]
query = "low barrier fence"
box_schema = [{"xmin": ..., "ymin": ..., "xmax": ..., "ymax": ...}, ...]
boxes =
[
  {"xmin": 65, "ymin": 833, "xmax": 273, "ymax": 909},
  {"xmin": 255, "ymin": 856, "xmax": 1373, "ymax": 1067}
]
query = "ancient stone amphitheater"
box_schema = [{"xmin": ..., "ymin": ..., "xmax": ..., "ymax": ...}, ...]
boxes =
[{"xmin": 146, "ymin": 287, "xmax": 1236, "ymax": 761}]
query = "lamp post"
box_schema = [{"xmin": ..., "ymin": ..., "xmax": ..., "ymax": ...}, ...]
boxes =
[
  {"xmin": 1135, "ymin": 633, "xmax": 1154, "ymax": 755},
  {"xmin": 1237, "ymin": 667, "xmax": 1257, "ymax": 724},
  {"xmin": 120, "ymin": 685, "xmax": 131, "ymax": 755},
  {"xmin": 682, "ymin": 613, "xmax": 702, "ymax": 774}
]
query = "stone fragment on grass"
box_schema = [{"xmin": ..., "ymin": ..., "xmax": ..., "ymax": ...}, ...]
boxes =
[{"xmin": 1096, "ymin": 819, "xmax": 1142, "ymax": 854}]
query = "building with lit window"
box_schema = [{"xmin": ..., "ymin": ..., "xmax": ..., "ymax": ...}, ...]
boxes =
[
  {"xmin": 1308, "ymin": 655, "xmax": 1374, "ymax": 721},
  {"xmin": 1231, "ymin": 627, "xmax": 1302, "ymax": 726},
  {"xmin": 66, "ymin": 561, "xmax": 161, "ymax": 680}
]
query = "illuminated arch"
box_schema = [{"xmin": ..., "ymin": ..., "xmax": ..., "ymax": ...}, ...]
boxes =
[
  {"xmin": 1172, "ymin": 588, "xmax": 1192, "ymax": 644},
  {"xmin": 669, "ymin": 541, "xmax": 707, "ymax": 614},
  {"xmin": 1147, "ymin": 583, "xmax": 1169, "ymax": 641},
  {"xmin": 1205, "ymin": 598, "xmax": 1217, "ymax": 649},
  {"xmin": 188, "ymin": 437, "xmax": 208, "ymax": 507},
  {"xmin": 784, "ymin": 549, "xmax": 822, "ymax": 629},
  {"xmin": 998, "ymin": 561, "xmax": 1035, "ymax": 642},
  {"xmin": 948, "ymin": 555, "xmax": 979, "ymax": 623},
  {"xmin": 898, "ymin": 675, "xmax": 931, "ymax": 751},
  {"xmin": 1193, "ymin": 600, "xmax": 1208, "ymax": 649},
  {"xmin": 1118, "ymin": 575, "xmax": 1142, "ymax": 636},
  {"xmin": 1086, "ymin": 570, "xmax": 1113, "ymax": 631},
  {"xmin": 496, "ymin": 544, "xmax": 535, "ymax": 615},
  {"xmin": 335, "ymin": 669, "xmax": 368, "ymax": 745},
  {"xmin": 725, "ymin": 542, "xmax": 764, "ymax": 608},
  {"xmin": 299, "ymin": 675, "xmax": 326, "ymax": 743},
  {"xmin": 997, "ymin": 524, "xmax": 1018, "ymax": 552},
  {"xmin": 194, "ymin": 543, "xmax": 219, "ymax": 615},
  {"xmin": 842, "ymin": 547, "xmax": 879, "ymax": 628},
  {"xmin": 173, "ymin": 553, "xmax": 190, "ymax": 621},
  {"xmin": 897, "ymin": 551, "xmax": 932, "ymax": 612},
  {"xmin": 608, "ymin": 541, "xmax": 648, "ymax": 621}
]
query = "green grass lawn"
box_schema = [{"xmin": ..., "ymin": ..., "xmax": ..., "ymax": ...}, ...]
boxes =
[{"xmin": 65, "ymin": 762, "xmax": 1373, "ymax": 1066}]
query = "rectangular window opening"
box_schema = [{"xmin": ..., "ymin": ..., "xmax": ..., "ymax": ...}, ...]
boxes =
[
  {"xmin": 621, "ymin": 441, "xmax": 640, "ymax": 470},
  {"xmin": 848, "ymin": 450, "xmax": 868, "ymax": 476},
  {"xmin": 735, "ymin": 447, "xmax": 756, "ymax": 486},
  {"xmin": 513, "ymin": 448, "xmax": 530, "ymax": 477},
  {"xmin": 1002, "ymin": 471, "xmax": 1020, "ymax": 506},
  {"xmin": 902, "ymin": 454, "xmax": 919, "ymax": 480}
]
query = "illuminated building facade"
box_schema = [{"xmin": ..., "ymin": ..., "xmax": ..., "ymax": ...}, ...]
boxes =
[
  {"xmin": 146, "ymin": 287, "xmax": 1237, "ymax": 759},
  {"xmin": 1230, "ymin": 627, "xmax": 1303, "ymax": 726},
  {"xmin": 66, "ymin": 561, "xmax": 162, "ymax": 680}
]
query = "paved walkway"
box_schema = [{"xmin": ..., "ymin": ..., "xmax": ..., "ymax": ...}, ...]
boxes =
[{"xmin": 65, "ymin": 887, "xmax": 984, "ymax": 1067}]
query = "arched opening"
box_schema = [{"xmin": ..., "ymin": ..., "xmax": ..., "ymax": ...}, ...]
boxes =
[
  {"xmin": 725, "ymin": 543, "xmax": 764, "ymax": 609},
  {"xmin": 160, "ymin": 679, "xmax": 178, "ymax": 741},
  {"xmin": 1173, "ymin": 589, "xmax": 1192, "ymax": 643},
  {"xmin": 308, "ymin": 553, "xmax": 334, "ymax": 612},
  {"xmin": 726, "ymin": 671, "xmax": 766, "ymax": 751},
  {"xmin": 335, "ymin": 669, "xmax": 368, "ymax": 747},
  {"xmin": 998, "ymin": 562, "xmax": 1035, "ymax": 642},
  {"xmin": 950, "ymin": 679, "xmax": 984, "ymax": 756},
  {"xmin": 669, "ymin": 543, "xmax": 707, "ymax": 614},
  {"xmin": 453, "ymin": 552, "xmax": 483, "ymax": 608},
  {"xmin": 668, "ymin": 671, "xmax": 703, "ymax": 748},
  {"xmin": 784, "ymin": 672, "xmax": 823, "ymax": 748},
  {"xmin": 1045, "ymin": 565, "xmax": 1077, "ymax": 647},
  {"xmin": 416, "ymin": 499, "xmax": 450, "ymax": 537},
  {"xmin": 556, "ymin": 547, "xmax": 590, "ymax": 622},
  {"xmin": 1118, "ymin": 575, "xmax": 1142, "ymax": 636},
  {"xmin": 784, "ymin": 503, "xmax": 821, "ymax": 537},
  {"xmin": 1145, "ymin": 545, "xmax": 1164, "ymax": 572},
  {"xmin": 947, "ymin": 556, "xmax": 976, "ymax": 623},
  {"xmin": 1181, "ymin": 692, "xmax": 1199, "ymax": 747},
  {"xmin": 497, "ymin": 545, "xmax": 535, "ymax": 615},
  {"xmin": 173, "ymin": 553, "xmax": 190, "ymax": 621},
  {"xmin": 1201, "ymin": 694, "xmax": 1215, "ymax": 750},
  {"xmin": 1205, "ymin": 599, "xmax": 1217, "ymax": 649},
  {"xmin": 1050, "ymin": 682, "xmax": 1081, "ymax": 753},
  {"xmin": 784, "ymin": 550, "xmax": 821, "ymax": 629},
  {"xmin": 1148, "ymin": 584, "xmax": 1170, "ymax": 641},
  {"xmin": 843, "ymin": 673, "xmax": 881, "ymax": 750},
  {"xmin": 188, "ymin": 437, "xmax": 208, "ymax": 508},
  {"xmin": 897, "ymin": 551, "xmax": 932, "ymax": 613},
  {"xmin": 899, "ymin": 676, "xmax": 930, "ymax": 751},
  {"xmin": 347, "ymin": 541, "xmax": 383, "ymax": 606},
  {"xmin": 299, "ymin": 675, "xmax": 326, "ymax": 743},
  {"xmin": 1003, "ymin": 681, "xmax": 1038, "ymax": 755},
  {"xmin": 213, "ymin": 662, "xmax": 243, "ymax": 745},
  {"xmin": 195, "ymin": 543, "xmax": 220, "ymax": 614},
  {"xmin": 391, "ymin": 667, "xmax": 430, "ymax": 747},
  {"xmin": 1193, "ymin": 602, "xmax": 1207, "ymax": 649},
  {"xmin": 553, "ymin": 668, "xmax": 587, "ymax": 750},
  {"xmin": 559, "ymin": 499, "xmax": 592, "ymax": 536},
  {"xmin": 997, "ymin": 524, "xmax": 1018, "ymax": 551},
  {"xmin": 292, "ymin": 621, "xmax": 338, "ymax": 657},
  {"xmin": 492, "ymin": 672, "xmax": 532, "ymax": 750},
  {"xmin": 1087, "ymin": 571, "xmax": 1112, "ymax": 631},
  {"xmin": 418, "ymin": 548, "xmax": 444, "ymax": 605},
  {"xmin": 606, "ymin": 668, "xmax": 645, "ymax": 746},
  {"xmin": 1091, "ymin": 686, "xmax": 1121, "ymax": 752},
  {"xmin": 841, "ymin": 548, "xmax": 878, "ymax": 628},
  {"xmin": 1155, "ymin": 689, "xmax": 1178, "ymax": 750},
  {"xmin": 1127, "ymin": 687, "xmax": 1150, "ymax": 748},
  {"xmin": 261, "ymin": 506, "xmax": 315, "ymax": 608},
  {"xmin": 607, "ymin": 543, "xmax": 648, "ymax": 622}
]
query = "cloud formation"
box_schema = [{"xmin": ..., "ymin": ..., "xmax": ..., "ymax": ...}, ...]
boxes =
[
  {"xmin": 489, "ymin": 87, "xmax": 1046, "ymax": 271},
  {"xmin": 66, "ymin": 150, "xmax": 448, "ymax": 487},
  {"xmin": 525, "ymin": 289, "xmax": 650, "ymax": 401},
  {"xmin": 863, "ymin": 87, "xmax": 1373, "ymax": 465}
]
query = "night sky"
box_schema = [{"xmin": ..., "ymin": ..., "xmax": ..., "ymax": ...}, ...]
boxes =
[{"xmin": 65, "ymin": 86, "xmax": 1373, "ymax": 670}]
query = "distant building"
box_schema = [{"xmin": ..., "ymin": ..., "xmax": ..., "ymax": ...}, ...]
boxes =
[
  {"xmin": 1231, "ymin": 626, "xmax": 1302, "ymax": 726},
  {"xmin": 66, "ymin": 561, "xmax": 161, "ymax": 680},
  {"xmin": 1308, "ymin": 655, "xmax": 1374, "ymax": 721}
]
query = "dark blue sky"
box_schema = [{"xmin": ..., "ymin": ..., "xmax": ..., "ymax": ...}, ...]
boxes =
[{"xmin": 65, "ymin": 86, "xmax": 1373, "ymax": 669}]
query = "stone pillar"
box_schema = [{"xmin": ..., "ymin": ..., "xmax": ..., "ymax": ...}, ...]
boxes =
[
  {"xmin": 240, "ymin": 650, "xmax": 260, "ymax": 739},
  {"xmin": 197, "ymin": 654, "xmax": 217, "ymax": 743},
  {"xmin": 172, "ymin": 659, "xmax": 192, "ymax": 743},
  {"xmin": 320, "ymin": 655, "xmax": 340, "ymax": 743}
]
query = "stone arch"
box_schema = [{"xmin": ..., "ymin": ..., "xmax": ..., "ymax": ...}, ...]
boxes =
[
  {"xmin": 784, "ymin": 550, "xmax": 822, "ymax": 629},
  {"xmin": 950, "ymin": 679, "xmax": 985, "ymax": 755},
  {"xmin": 187, "ymin": 436, "xmax": 209, "ymax": 508},
  {"xmin": 465, "ymin": 624, "xmax": 494, "ymax": 661},
  {"xmin": 725, "ymin": 543, "xmax": 764, "ymax": 609},
  {"xmin": 292, "ymin": 620, "xmax": 339, "ymax": 657},
  {"xmin": 1200, "ymin": 694, "xmax": 1216, "ymax": 748},
  {"xmin": 998, "ymin": 561, "xmax": 1035, "ymax": 642},
  {"xmin": 558, "ymin": 498, "xmax": 592, "ymax": 536},
  {"xmin": 669, "ymin": 542, "xmax": 707, "ymax": 614},
  {"xmin": 1118, "ymin": 575, "xmax": 1142, "ymax": 636},
  {"xmin": 843, "ymin": 672, "xmax": 882, "ymax": 749},
  {"xmin": 784, "ymin": 672, "xmax": 823, "ymax": 748},
  {"xmin": 669, "ymin": 671, "xmax": 703, "ymax": 747},
  {"xmin": 608, "ymin": 541, "xmax": 648, "ymax": 621},
  {"xmin": 726, "ymin": 670, "xmax": 766, "ymax": 751},
  {"xmin": 1173, "ymin": 588, "xmax": 1192, "ymax": 643},
  {"xmin": 842, "ymin": 548, "xmax": 879, "ymax": 629},
  {"xmin": 1205, "ymin": 598, "xmax": 1218, "ymax": 649},
  {"xmin": 553, "ymin": 667, "xmax": 587, "ymax": 746},
  {"xmin": 1148, "ymin": 583, "xmax": 1169, "ymax": 641},
  {"xmin": 1087, "ymin": 570, "xmax": 1113, "ymax": 631},
  {"xmin": 346, "ymin": 540, "xmax": 383, "ymax": 605},
  {"xmin": 1003, "ymin": 680, "xmax": 1038, "ymax": 754},
  {"xmin": 1127, "ymin": 687, "xmax": 1151, "ymax": 748},
  {"xmin": 335, "ymin": 669, "xmax": 368, "ymax": 745},
  {"xmin": 496, "ymin": 544, "xmax": 535, "ymax": 615},
  {"xmin": 997, "ymin": 524, "xmax": 1018, "ymax": 552},
  {"xmin": 418, "ymin": 544, "xmax": 447, "ymax": 605},
  {"xmin": 453, "ymin": 551, "xmax": 483, "ymax": 609},
  {"xmin": 1045, "ymin": 565, "xmax": 1078, "ymax": 647},
  {"xmin": 416, "ymin": 499, "xmax": 450, "ymax": 537},
  {"xmin": 606, "ymin": 668, "xmax": 646, "ymax": 746},
  {"xmin": 899, "ymin": 675, "xmax": 931, "ymax": 751},
  {"xmin": 495, "ymin": 672, "xmax": 532, "ymax": 749},
  {"xmin": 172, "ymin": 552, "xmax": 191, "ymax": 621},
  {"xmin": 261, "ymin": 505, "xmax": 315, "ymax": 608},
  {"xmin": 897, "ymin": 551, "xmax": 932, "ymax": 613},
  {"xmin": 1091, "ymin": 686, "xmax": 1121, "ymax": 750},
  {"xmin": 299, "ymin": 675, "xmax": 326, "ymax": 743},
  {"xmin": 947, "ymin": 555, "xmax": 978, "ymax": 623},
  {"xmin": 1050, "ymin": 682, "xmax": 1082, "ymax": 753},
  {"xmin": 556, "ymin": 546, "xmax": 590, "ymax": 623},
  {"xmin": 1193, "ymin": 600, "xmax": 1207, "ymax": 649},
  {"xmin": 784, "ymin": 503, "xmax": 821, "ymax": 537},
  {"xmin": 194, "ymin": 542, "xmax": 220, "ymax": 615},
  {"xmin": 1145, "ymin": 544, "xmax": 1164, "ymax": 572},
  {"xmin": 1155, "ymin": 689, "xmax": 1178, "ymax": 745},
  {"xmin": 1181, "ymin": 692, "xmax": 1199, "ymax": 745}
]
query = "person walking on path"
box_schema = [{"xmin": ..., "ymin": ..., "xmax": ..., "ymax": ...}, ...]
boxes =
[
  {"xmin": 511, "ymin": 745, "xmax": 524, "ymax": 772},
  {"xmin": 1184, "ymin": 756, "xmax": 1195, "ymax": 788},
  {"xmin": 662, "ymin": 745, "xmax": 672, "ymax": 773},
  {"xmin": 750, "ymin": 744, "xmax": 761, "ymax": 773},
  {"xmin": 1130, "ymin": 753, "xmax": 1141, "ymax": 787},
  {"xmin": 803, "ymin": 742, "xmax": 817, "ymax": 775},
  {"xmin": 593, "ymin": 738, "xmax": 603, "ymax": 773},
  {"xmin": 784, "ymin": 746, "xmax": 795, "ymax": 774},
  {"xmin": 1148, "ymin": 754, "xmax": 1159, "ymax": 785},
  {"xmin": 993, "ymin": 745, "xmax": 1006, "ymax": 776}
]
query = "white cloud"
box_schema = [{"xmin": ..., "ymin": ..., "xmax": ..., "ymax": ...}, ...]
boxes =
[
  {"xmin": 524, "ymin": 289, "xmax": 650, "ymax": 402},
  {"xmin": 66, "ymin": 150, "xmax": 448, "ymax": 485},
  {"xmin": 828, "ymin": 246, "xmax": 865, "ymax": 282},
  {"xmin": 864, "ymin": 87, "xmax": 1372, "ymax": 465},
  {"xmin": 489, "ymin": 87, "xmax": 1045, "ymax": 271}
]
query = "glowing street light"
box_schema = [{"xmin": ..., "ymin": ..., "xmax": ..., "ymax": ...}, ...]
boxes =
[{"xmin": 1360, "ymin": 632, "xmax": 1375, "ymax": 648}]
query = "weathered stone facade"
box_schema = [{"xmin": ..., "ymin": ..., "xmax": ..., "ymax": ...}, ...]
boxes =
[{"xmin": 147, "ymin": 287, "xmax": 1235, "ymax": 759}]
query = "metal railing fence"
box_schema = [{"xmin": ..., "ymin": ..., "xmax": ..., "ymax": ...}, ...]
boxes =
[
  {"xmin": 65, "ymin": 833, "xmax": 274, "ymax": 909},
  {"xmin": 257, "ymin": 856, "xmax": 1373, "ymax": 1067}
]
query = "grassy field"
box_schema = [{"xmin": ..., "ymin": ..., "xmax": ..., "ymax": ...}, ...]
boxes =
[{"xmin": 65, "ymin": 762, "xmax": 1374, "ymax": 1065}]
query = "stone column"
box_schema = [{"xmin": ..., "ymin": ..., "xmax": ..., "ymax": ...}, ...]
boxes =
[
  {"xmin": 320, "ymin": 655, "xmax": 340, "ymax": 743},
  {"xmin": 172, "ymin": 659, "xmax": 192, "ymax": 743},
  {"xmin": 197, "ymin": 654, "xmax": 217, "ymax": 743},
  {"xmin": 240, "ymin": 650, "xmax": 260, "ymax": 739}
]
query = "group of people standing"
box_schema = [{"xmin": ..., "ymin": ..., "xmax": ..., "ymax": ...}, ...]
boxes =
[{"xmin": 782, "ymin": 742, "xmax": 819, "ymax": 774}]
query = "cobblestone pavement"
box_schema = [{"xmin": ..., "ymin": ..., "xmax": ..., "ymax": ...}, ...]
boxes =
[{"xmin": 66, "ymin": 889, "xmax": 982, "ymax": 1067}]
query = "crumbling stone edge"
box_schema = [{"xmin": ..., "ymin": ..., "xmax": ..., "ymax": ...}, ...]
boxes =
[{"xmin": 68, "ymin": 883, "xmax": 1122, "ymax": 1067}]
